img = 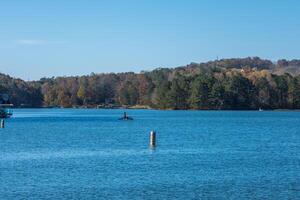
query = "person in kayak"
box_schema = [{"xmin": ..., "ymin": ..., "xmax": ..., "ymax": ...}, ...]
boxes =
[{"xmin": 119, "ymin": 112, "xmax": 133, "ymax": 120}]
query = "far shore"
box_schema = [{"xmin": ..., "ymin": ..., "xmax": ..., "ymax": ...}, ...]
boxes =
[{"xmin": 7, "ymin": 106, "xmax": 300, "ymax": 112}]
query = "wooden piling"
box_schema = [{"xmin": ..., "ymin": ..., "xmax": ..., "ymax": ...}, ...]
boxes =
[
  {"xmin": 0, "ymin": 119, "xmax": 4, "ymax": 128},
  {"xmin": 149, "ymin": 131, "xmax": 156, "ymax": 147}
]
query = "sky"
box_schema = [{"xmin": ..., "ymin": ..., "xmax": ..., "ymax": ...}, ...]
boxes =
[{"xmin": 0, "ymin": 0, "xmax": 300, "ymax": 80}]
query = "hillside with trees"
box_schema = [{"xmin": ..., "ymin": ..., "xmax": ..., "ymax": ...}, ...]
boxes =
[
  {"xmin": 0, "ymin": 73, "xmax": 43, "ymax": 107},
  {"xmin": 1, "ymin": 57, "xmax": 300, "ymax": 110}
]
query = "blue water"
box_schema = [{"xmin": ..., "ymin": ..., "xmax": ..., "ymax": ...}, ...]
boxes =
[{"xmin": 1, "ymin": 109, "xmax": 300, "ymax": 199}]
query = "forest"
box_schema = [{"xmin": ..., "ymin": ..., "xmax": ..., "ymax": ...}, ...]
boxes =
[{"xmin": 1, "ymin": 57, "xmax": 300, "ymax": 110}]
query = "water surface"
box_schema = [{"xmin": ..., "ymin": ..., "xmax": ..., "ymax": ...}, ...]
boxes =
[{"xmin": 0, "ymin": 109, "xmax": 300, "ymax": 199}]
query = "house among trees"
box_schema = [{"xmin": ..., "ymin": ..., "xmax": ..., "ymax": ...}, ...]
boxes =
[{"xmin": 0, "ymin": 94, "xmax": 11, "ymax": 105}]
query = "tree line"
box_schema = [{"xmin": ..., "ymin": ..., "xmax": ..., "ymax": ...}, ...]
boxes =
[{"xmin": 1, "ymin": 57, "xmax": 300, "ymax": 110}]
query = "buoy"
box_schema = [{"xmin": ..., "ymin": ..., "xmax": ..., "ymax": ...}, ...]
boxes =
[
  {"xmin": 0, "ymin": 119, "xmax": 4, "ymax": 128},
  {"xmin": 149, "ymin": 130, "xmax": 156, "ymax": 148}
]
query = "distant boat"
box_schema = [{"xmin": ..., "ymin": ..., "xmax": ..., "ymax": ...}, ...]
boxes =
[
  {"xmin": 119, "ymin": 112, "xmax": 133, "ymax": 120},
  {"xmin": 0, "ymin": 93, "xmax": 13, "ymax": 118},
  {"xmin": 0, "ymin": 108, "xmax": 12, "ymax": 118},
  {"xmin": 259, "ymin": 108, "xmax": 263, "ymax": 111}
]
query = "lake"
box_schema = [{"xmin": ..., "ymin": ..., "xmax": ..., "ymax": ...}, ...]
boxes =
[{"xmin": 0, "ymin": 109, "xmax": 300, "ymax": 199}]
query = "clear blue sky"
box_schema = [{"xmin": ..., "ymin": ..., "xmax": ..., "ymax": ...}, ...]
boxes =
[{"xmin": 0, "ymin": 0, "xmax": 299, "ymax": 80}]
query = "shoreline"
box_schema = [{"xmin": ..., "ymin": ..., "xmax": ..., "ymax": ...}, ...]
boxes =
[{"xmin": 8, "ymin": 107, "xmax": 300, "ymax": 111}]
